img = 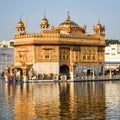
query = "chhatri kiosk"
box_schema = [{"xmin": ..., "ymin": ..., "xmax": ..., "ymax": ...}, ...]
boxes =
[{"xmin": 4, "ymin": 12, "xmax": 105, "ymax": 82}]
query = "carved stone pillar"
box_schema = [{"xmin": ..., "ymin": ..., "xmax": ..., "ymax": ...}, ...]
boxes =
[
  {"xmin": 22, "ymin": 68, "xmax": 27, "ymax": 82},
  {"xmin": 70, "ymin": 63, "xmax": 76, "ymax": 80},
  {"xmin": 4, "ymin": 67, "xmax": 9, "ymax": 82},
  {"xmin": 109, "ymin": 69, "xmax": 112, "ymax": 79},
  {"xmin": 92, "ymin": 68, "xmax": 95, "ymax": 79}
]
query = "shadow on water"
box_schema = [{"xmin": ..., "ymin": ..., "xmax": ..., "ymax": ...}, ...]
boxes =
[{"xmin": 1, "ymin": 80, "xmax": 120, "ymax": 120}]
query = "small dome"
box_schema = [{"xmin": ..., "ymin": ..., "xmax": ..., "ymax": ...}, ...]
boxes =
[
  {"xmin": 40, "ymin": 16, "xmax": 49, "ymax": 29},
  {"xmin": 58, "ymin": 12, "xmax": 86, "ymax": 34},
  {"xmin": 41, "ymin": 17, "xmax": 48, "ymax": 25},
  {"xmin": 94, "ymin": 23, "xmax": 103, "ymax": 30},
  {"xmin": 16, "ymin": 19, "xmax": 25, "ymax": 29},
  {"xmin": 15, "ymin": 19, "xmax": 26, "ymax": 34},
  {"xmin": 93, "ymin": 20, "xmax": 105, "ymax": 35}
]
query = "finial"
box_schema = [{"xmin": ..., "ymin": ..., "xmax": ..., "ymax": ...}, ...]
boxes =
[
  {"xmin": 98, "ymin": 17, "xmax": 100, "ymax": 24},
  {"xmin": 25, "ymin": 17, "xmax": 27, "ymax": 32},
  {"xmin": 66, "ymin": 11, "xmax": 71, "ymax": 21},
  {"xmin": 67, "ymin": 11, "xmax": 70, "ymax": 16},
  {"xmin": 20, "ymin": 14, "xmax": 22, "ymax": 21},
  {"xmin": 44, "ymin": 10, "xmax": 46, "ymax": 18}
]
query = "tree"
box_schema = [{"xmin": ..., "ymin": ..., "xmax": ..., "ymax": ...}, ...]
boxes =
[{"xmin": 105, "ymin": 39, "xmax": 120, "ymax": 45}]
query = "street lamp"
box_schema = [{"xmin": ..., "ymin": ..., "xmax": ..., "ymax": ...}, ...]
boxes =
[{"xmin": 109, "ymin": 62, "xmax": 112, "ymax": 79}]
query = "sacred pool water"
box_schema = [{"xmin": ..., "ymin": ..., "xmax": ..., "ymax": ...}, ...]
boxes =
[{"xmin": 0, "ymin": 79, "xmax": 120, "ymax": 120}]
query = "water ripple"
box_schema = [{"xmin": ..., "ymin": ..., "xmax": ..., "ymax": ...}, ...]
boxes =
[{"xmin": 0, "ymin": 81, "xmax": 120, "ymax": 119}]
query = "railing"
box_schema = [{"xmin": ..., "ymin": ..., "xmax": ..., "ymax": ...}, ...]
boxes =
[{"xmin": 74, "ymin": 74, "xmax": 120, "ymax": 81}]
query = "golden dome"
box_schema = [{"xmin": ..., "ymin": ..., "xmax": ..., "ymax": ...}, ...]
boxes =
[
  {"xmin": 94, "ymin": 23, "xmax": 103, "ymax": 30},
  {"xmin": 40, "ymin": 16, "xmax": 49, "ymax": 29},
  {"xmin": 58, "ymin": 12, "xmax": 86, "ymax": 34},
  {"xmin": 15, "ymin": 18, "xmax": 26, "ymax": 34},
  {"xmin": 16, "ymin": 19, "xmax": 25, "ymax": 29},
  {"xmin": 93, "ymin": 20, "xmax": 105, "ymax": 34}
]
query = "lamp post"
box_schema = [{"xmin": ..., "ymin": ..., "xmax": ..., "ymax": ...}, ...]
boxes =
[
  {"xmin": 109, "ymin": 62, "xmax": 112, "ymax": 79},
  {"xmin": 92, "ymin": 67, "xmax": 95, "ymax": 79}
]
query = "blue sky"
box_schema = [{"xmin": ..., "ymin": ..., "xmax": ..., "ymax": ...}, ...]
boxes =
[{"xmin": 0, "ymin": 0, "xmax": 120, "ymax": 40}]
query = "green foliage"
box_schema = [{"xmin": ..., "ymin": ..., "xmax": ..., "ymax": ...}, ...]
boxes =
[{"xmin": 105, "ymin": 39, "xmax": 120, "ymax": 45}]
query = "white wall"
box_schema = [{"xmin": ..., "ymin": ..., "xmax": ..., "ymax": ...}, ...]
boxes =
[{"xmin": 33, "ymin": 62, "xmax": 59, "ymax": 75}]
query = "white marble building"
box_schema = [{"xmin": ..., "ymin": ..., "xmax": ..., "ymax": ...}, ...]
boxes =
[
  {"xmin": 105, "ymin": 44, "xmax": 120, "ymax": 72},
  {"xmin": 0, "ymin": 41, "xmax": 14, "ymax": 75}
]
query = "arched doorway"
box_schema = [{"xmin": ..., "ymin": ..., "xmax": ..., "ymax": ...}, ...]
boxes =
[{"xmin": 60, "ymin": 65, "xmax": 70, "ymax": 79}]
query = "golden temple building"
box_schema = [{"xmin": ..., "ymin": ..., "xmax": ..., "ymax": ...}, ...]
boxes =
[{"xmin": 5, "ymin": 12, "xmax": 105, "ymax": 81}]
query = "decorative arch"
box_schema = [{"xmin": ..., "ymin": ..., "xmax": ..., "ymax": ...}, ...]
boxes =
[{"xmin": 60, "ymin": 64, "xmax": 70, "ymax": 76}]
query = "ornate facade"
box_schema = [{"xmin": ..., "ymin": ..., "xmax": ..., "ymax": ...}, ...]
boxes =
[{"xmin": 12, "ymin": 13, "xmax": 105, "ymax": 80}]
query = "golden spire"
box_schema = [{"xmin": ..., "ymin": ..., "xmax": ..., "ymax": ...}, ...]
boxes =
[
  {"xmin": 66, "ymin": 11, "xmax": 71, "ymax": 22},
  {"xmin": 44, "ymin": 10, "xmax": 46, "ymax": 19},
  {"xmin": 98, "ymin": 17, "xmax": 100, "ymax": 24},
  {"xmin": 25, "ymin": 17, "xmax": 27, "ymax": 33}
]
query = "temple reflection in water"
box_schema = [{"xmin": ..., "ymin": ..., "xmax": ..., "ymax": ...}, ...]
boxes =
[{"xmin": 4, "ymin": 82, "xmax": 106, "ymax": 120}]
